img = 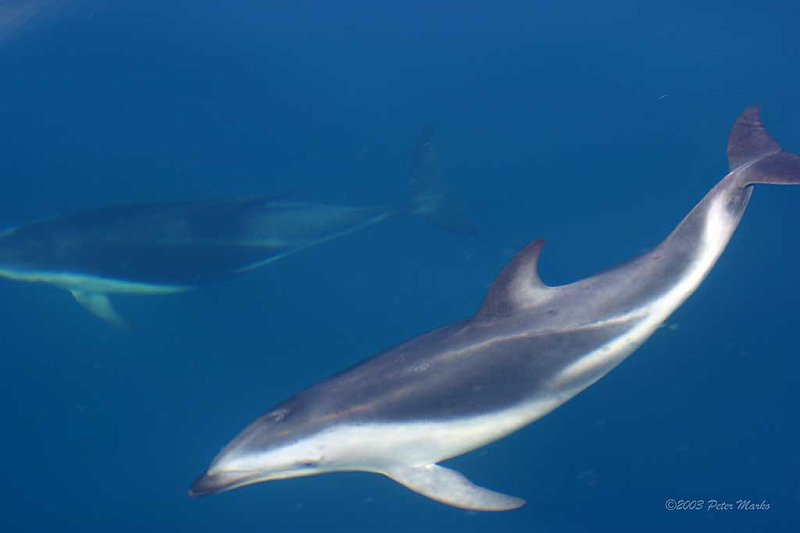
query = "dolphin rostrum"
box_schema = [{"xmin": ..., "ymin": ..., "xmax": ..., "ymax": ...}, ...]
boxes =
[
  {"xmin": 0, "ymin": 128, "xmax": 472, "ymax": 326},
  {"xmin": 190, "ymin": 108, "xmax": 800, "ymax": 511}
]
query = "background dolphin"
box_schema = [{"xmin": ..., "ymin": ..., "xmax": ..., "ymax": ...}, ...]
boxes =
[
  {"xmin": 0, "ymin": 128, "xmax": 473, "ymax": 326},
  {"xmin": 190, "ymin": 107, "xmax": 800, "ymax": 511}
]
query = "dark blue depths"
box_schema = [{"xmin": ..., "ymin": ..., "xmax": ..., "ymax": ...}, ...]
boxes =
[{"xmin": 0, "ymin": 1, "xmax": 798, "ymax": 532}]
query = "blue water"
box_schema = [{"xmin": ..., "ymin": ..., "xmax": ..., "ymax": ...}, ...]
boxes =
[{"xmin": 1, "ymin": 1, "xmax": 798, "ymax": 531}]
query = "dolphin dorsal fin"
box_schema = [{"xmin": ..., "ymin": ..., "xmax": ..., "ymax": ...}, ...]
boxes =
[
  {"xmin": 384, "ymin": 464, "xmax": 525, "ymax": 512},
  {"xmin": 476, "ymin": 239, "xmax": 550, "ymax": 320},
  {"xmin": 727, "ymin": 106, "xmax": 782, "ymax": 172}
]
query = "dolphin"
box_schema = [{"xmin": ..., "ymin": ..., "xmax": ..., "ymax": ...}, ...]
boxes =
[
  {"xmin": 0, "ymin": 128, "xmax": 472, "ymax": 326},
  {"xmin": 190, "ymin": 107, "xmax": 800, "ymax": 511}
]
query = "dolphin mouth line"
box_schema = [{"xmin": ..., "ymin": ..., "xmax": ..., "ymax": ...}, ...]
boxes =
[{"xmin": 189, "ymin": 471, "xmax": 262, "ymax": 498}]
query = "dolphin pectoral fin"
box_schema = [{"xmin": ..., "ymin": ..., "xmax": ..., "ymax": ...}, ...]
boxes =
[
  {"xmin": 384, "ymin": 464, "xmax": 525, "ymax": 512},
  {"xmin": 70, "ymin": 291, "xmax": 127, "ymax": 328}
]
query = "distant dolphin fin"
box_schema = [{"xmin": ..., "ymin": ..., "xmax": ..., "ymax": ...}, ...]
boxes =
[
  {"xmin": 70, "ymin": 291, "xmax": 127, "ymax": 328},
  {"xmin": 476, "ymin": 239, "xmax": 551, "ymax": 320},
  {"xmin": 384, "ymin": 464, "xmax": 525, "ymax": 512},
  {"xmin": 408, "ymin": 127, "xmax": 477, "ymax": 235},
  {"xmin": 728, "ymin": 106, "xmax": 800, "ymax": 185}
]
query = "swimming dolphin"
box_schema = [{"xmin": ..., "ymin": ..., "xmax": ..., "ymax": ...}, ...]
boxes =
[
  {"xmin": 190, "ymin": 107, "xmax": 800, "ymax": 511},
  {"xmin": 0, "ymin": 128, "xmax": 472, "ymax": 326}
]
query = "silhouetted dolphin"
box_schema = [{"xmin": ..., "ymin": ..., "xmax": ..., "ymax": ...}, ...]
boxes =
[
  {"xmin": 190, "ymin": 108, "xmax": 800, "ymax": 511},
  {"xmin": 0, "ymin": 129, "xmax": 472, "ymax": 326}
]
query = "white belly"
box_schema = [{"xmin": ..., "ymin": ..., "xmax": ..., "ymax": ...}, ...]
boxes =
[
  {"xmin": 0, "ymin": 268, "xmax": 186, "ymax": 295},
  {"xmin": 295, "ymin": 398, "xmax": 564, "ymax": 473}
]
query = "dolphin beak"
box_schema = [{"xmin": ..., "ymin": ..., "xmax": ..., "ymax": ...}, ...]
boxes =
[
  {"xmin": 189, "ymin": 470, "xmax": 259, "ymax": 498},
  {"xmin": 189, "ymin": 473, "xmax": 225, "ymax": 497}
]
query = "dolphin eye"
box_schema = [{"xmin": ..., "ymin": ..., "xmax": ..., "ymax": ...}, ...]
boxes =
[{"xmin": 297, "ymin": 460, "xmax": 319, "ymax": 468}]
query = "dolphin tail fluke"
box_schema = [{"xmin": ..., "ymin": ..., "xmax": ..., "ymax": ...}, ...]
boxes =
[
  {"xmin": 728, "ymin": 107, "xmax": 800, "ymax": 185},
  {"xmin": 384, "ymin": 464, "xmax": 525, "ymax": 512},
  {"xmin": 70, "ymin": 290, "xmax": 127, "ymax": 328},
  {"xmin": 408, "ymin": 127, "xmax": 477, "ymax": 235}
]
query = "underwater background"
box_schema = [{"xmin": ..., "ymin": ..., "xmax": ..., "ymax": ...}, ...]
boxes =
[{"xmin": 0, "ymin": 1, "xmax": 798, "ymax": 531}]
